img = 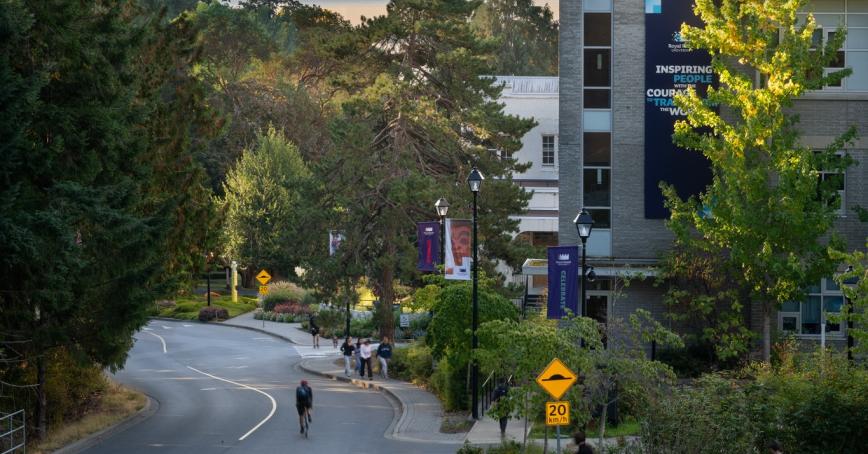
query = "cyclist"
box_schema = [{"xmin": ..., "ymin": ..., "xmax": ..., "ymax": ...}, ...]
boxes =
[{"xmin": 295, "ymin": 379, "xmax": 313, "ymax": 433}]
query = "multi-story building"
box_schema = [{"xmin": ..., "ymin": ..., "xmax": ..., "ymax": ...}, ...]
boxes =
[{"xmin": 518, "ymin": 0, "xmax": 868, "ymax": 350}]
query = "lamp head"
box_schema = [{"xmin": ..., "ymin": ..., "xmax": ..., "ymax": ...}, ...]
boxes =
[
  {"xmin": 435, "ymin": 197, "xmax": 450, "ymax": 217},
  {"xmin": 574, "ymin": 209, "xmax": 594, "ymax": 240},
  {"xmin": 467, "ymin": 167, "xmax": 484, "ymax": 193}
]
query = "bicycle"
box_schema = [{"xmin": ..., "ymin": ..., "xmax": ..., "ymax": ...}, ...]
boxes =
[{"xmin": 302, "ymin": 408, "xmax": 310, "ymax": 438}]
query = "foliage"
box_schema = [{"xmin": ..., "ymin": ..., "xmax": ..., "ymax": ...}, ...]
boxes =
[
  {"xmin": 0, "ymin": 0, "xmax": 219, "ymax": 437},
  {"xmin": 471, "ymin": 0, "xmax": 559, "ymax": 76},
  {"xmin": 427, "ymin": 283, "xmax": 519, "ymax": 360},
  {"xmin": 349, "ymin": 317, "xmax": 377, "ymax": 339},
  {"xmin": 198, "ymin": 306, "xmax": 230, "ymax": 322},
  {"xmin": 306, "ymin": 0, "xmax": 536, "ymax": 341},
  {"xmin": 638, "ymin": 349, "xmax": 868, "ymax": 453},
  {"xmin": 221, "ymin": 129, "xmax": 314, "ymax": 284},
  {"xmin": 155, "ymin": 295, "xmax": 257, "ymax": 320},
  {"xmin": 261, "ymin": 281, "xmax": 306, "ymax": 311},
  {"xmin": 666, "ymin": 0, "xmax": 857, "ymax": 361},
  {"xmin": 389, "ymin": 342, "xmax": 435, "ymax": 385},
  {"xmin": 314, "ymin": 306, "xmax": 344, "ymax": 338},
  {"xmin": 831, "ymin": 240, "xmax": 868, "ymax": 354},
  {"xmin": 658, "ymin": 223, "xmax": 755, "ymax": 363}
]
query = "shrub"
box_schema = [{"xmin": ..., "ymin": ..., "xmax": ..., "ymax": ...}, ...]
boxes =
[
  {"xmin": 273, "ymin": 302, "xmax": 309, "ymax": 315},
  {"xmin": 262, "ymin": 281, "xmax": 306, "ymax": 312},
  {"xmin": 350, "ymin": 317, "xmax": 376, "ymax": 338},
  {"xmin": 316, "ymin": 307, "xmax": 345, "ymax": 338},
  {"xmin": 390, "ymin": 343, "xmax": 434, "ymax": 384},
  {"xmin": 198, "ymin": 306, "xmax": 229, "ymax": 322},
  {"xmin": 430, "ymin": 355, "xmax": 469, "ymax": 411}
]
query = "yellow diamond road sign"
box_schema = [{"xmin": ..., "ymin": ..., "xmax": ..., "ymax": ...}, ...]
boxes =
[
  {"xmin": 536, "ymin": 358, "xmax": 577, "ymax": 400},
  {"xmin": 256, "ymin": 269, "xmax": 272, "ymax": 285}
]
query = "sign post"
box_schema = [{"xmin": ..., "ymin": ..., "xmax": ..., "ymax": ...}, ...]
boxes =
[
  {"xmin": 256, "ymin": 270, "xmax": 271, "ymax": 328},
  {"xmin": 536, "ymin": 358, "xmax": 578, "ymax": 454}
]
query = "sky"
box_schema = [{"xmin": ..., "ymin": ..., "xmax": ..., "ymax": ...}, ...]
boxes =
[{"xmin": 300, "ymin": 1, "xmax": 559, "ymax": 24}]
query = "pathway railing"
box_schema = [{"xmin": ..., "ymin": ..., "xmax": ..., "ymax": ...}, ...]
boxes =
[{"xmin": 0, "ymin": 410, "xmax": 25, "ymax": 454}]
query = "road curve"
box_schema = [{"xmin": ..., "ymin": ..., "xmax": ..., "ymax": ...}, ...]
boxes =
[{"xmin": 79, "ymin": 320, "xmax": 454, "ymax": 454}]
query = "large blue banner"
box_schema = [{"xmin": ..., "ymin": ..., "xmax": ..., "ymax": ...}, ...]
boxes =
[
  {"xmin": 644, "ymin": 0, "xmax": 714, "ymax": 218},
  {"xmin": 417, "ymin": 222, "xmax": 440, "ymax": 272},
  {"xmin": 547, "ymin": 246, "xmax": 579, "ymax": 319}
]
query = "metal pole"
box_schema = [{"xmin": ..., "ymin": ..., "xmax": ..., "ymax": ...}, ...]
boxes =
[
  {"xmin": 556, "ymin": 425, "xmax": 561, "ymax": 454},
  {"xmin": 345, "ymin": 281, "xmax": 352, "ymax": 339},
  {"xmin": 206, "ymin": 260, "xmax": 211, "ymax": 307},
  {"xmin": 471, "ymin": 190, "xmax": 479, "ymax": 420},
  {"xmin": 581, "ymin": 237, "xmax": 587, "ymax": 317},
  {"xmin": 440, "ymin": 216, "xmax": 445, "ymax": 268}
]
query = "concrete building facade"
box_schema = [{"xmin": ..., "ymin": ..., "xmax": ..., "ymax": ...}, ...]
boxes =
[{"xmin": 523, "ymin": 0, "xmax": 868, "ymax": 348}]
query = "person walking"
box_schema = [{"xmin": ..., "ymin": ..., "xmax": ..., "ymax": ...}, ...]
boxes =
[
  {"xmin": 354, "ymin": 337, "xmax": 363, "ymax": 375},
  {"xmin": 574, "ymin": 431, "xmax": 594, "ymax": 454},
  {"xmin": 376, "ymin": 336, "xmax": 393, "ymax": 379},
  {"xmin": 295, "ymin": 380, "xmax": 313, "ymax": 434},
  {"xmin": 359, "ymin": 339, "xmax": 373, "ymax": 380},
  {"xmin": 308, "ymin": 315, "xmax": 320, "ymax": 348},
  {"xmin": 492, "ymin": 379, "xmax": 509, "ymax": 438},
  {"xmin": 340, "ymin": 337, "xmax": 355, "ymax": 376}
]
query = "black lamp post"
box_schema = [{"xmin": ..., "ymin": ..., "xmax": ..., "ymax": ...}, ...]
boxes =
[
  {"xmin": 468, "ymin": 167, "xmax": 484, "ymax": 420},
  {"xmin": 574, "ymin": 209, "xmax": 594, "ymax": 318},
  {"xmin": 435, "ymin": 197, "xmax": 449, "ymax": 266}
]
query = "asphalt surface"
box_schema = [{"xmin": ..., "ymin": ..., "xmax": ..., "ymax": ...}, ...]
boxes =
[{"xmin": 80, "ymin": 320, "xmax": 455, "ymax": 454}]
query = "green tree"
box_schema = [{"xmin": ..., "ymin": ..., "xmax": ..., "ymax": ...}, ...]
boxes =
[
  {"xmin": 221, "ymin": 128, "xmax": 313, "ymax": 285},
  {"xmin": 471, "ymin": 0, "xmax": 559, "ymax": 76},
  {"xmin": 666, "ymin": 0, "xmax": 856, "ymax": 361},
  {"xmin": 832, "ymin": 241, "xmax": 868, "ymax": 355},
  {"xmin": 0, "ymin": 0, "xmax": 213, "ymax": 438}
]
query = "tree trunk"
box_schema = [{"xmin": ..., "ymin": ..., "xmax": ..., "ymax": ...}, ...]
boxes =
[
  {"xmin": 35, "ymin": 356, "xmax": 48, "ymax": 440},
  {"xmin": 762, "ymin": 304, "xmax": 771, "ymax": 362},
  {"xmin": 376, "ymin": 230, "xmax": 396, "ymax": 340},
  {"xmin": 599, "ymin": 400, "xmax": 608, "ymax": 449}
]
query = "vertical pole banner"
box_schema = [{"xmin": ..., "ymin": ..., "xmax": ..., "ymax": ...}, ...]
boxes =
[
  {"xmin": 547, "ymin": 246, "xmax": 579, "ymax": 319},
  {"xmin": 417, "ymin": 221, "xmax": 440, "ymax": 272},
  {"xmin": 644, "ymin": 0, "xmax": 714, "ymax": 218},
  {"xmin": 329, "ymin": 230, "xmax": 345, "ymax": 256},
  {"xmin": 444, "ymin": 219, "xmax": 472, "ymax": 280}
]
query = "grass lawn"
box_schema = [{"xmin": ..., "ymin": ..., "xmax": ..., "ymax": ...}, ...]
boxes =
[
  {"xmin": 30, "ymin": 380, "xmax": 147, "ymax": 454},
  {"xmin": 153, "ymin": 294, "xmax": 258, "ymax": 320},
  {"xmin": 528, "ymin": 417, "xmax": 640, "ymax": 439}
]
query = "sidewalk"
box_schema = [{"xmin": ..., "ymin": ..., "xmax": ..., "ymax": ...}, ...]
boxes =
[
  {"xmin": 221, "ymin": 312, "xmax": 466, "ymax": 445},
  {"xmin": 299, "ymin": 356, "xmax": 466, "ymax": 444},
  {"xmin": 465, "ymin": 414, "xmax": 531, "ymax": 445}
]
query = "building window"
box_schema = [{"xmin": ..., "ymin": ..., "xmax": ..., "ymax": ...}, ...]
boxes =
[
  {"xmin": 816, "ymin": 151, "xmax": 846, "ymax": 215},
  {"xmin": 583, "ymin": 11, "xmax": 613, "ymax": 229},
  {"xmin": 797, "ymin": 2, "xmax": 868, "ymax": 92},
  {"xmin": 779, "ymin": 279, "xmax": 845, "ymax": 336},
  {"xmin": 542, "ymin": 135, "xmax": 555, "ymax": 166}
]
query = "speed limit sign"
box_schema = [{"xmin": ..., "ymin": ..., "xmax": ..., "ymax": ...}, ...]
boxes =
[{"xmin": 545, "ymin": 401, "xmax": 570, "ymax": 426}]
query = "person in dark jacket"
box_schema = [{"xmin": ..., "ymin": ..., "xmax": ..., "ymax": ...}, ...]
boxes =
[
  {"xmin": 295, "ymin": 380, "xmax": 313, "ymax": 433},
  {"xmin": 376, "ymin": 336, "xmax": 393, "ymax": 379},
  {"xmin": 309, "ymin": 315, "xmax": 320, "ymax": 348},
  {"xmin": 340, "ymin": 337, "xmax": 355, "ymax": 376},
  {"xmin": 492, "ymin": 380, "xmax": 510, "ymax": 437}
]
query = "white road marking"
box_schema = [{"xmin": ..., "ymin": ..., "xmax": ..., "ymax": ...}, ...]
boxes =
[
  {"xmin": 187, "ymin": 366, "xmax": 277, "ymax": 441},
  {"xmin": 183, "ymin": 324, "xmax": 193, "ymax": 328},
  {"xmin": 224, "ymin": 365, "xmax": 249, "ymax": 369},
  {"xmin": 251, "ymin": 337, "xmax": 273, "ymax": 341},
  {"xmin": 142, "ymin": 327, "xmax": 153, "ymax": 331},
  {"xmin": 161, "ymin": 325, "xmax": 172, "ymax": 330},
  {"xmin": 291, "ymin": 346, "xmax": 341, "ymax": 358},
  {"xmin": 200, "ymin": 387, "xmax": 218, "ymax": 391},
  {"xmin": 145, "ymin": 331, "xmax": 167, "ymax": 354}
]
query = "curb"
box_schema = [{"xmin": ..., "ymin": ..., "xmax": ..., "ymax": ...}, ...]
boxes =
[
  {"xmin": 148, "ymin": 316, "xmax": 300, "ymax": 345},
  {"xmin": 298, "ymin": 358, "xmax": 467, "ymax": 445},
  {"xmin": 54, "ymin": 393, "xmax": 159, "ymax": 454}
]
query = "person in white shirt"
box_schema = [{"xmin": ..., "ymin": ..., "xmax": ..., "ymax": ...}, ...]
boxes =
[{"xmin": 359, "ymin": 339, "xmax": 373, "ymax": 380}]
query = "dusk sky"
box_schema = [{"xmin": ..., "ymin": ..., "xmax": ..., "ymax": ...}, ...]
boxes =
[{"xmin": 300, "ymin": 1, "xmax": 559, "ymax": 24}]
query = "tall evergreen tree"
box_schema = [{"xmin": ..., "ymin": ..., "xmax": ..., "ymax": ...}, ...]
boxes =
[
  {"xmin": 313, "ymin": 0, "xmax": 535, "ymax": 338},
  {"xmin": 471, "ymin": 0, "xmax": 559, "ymax": 76},
  {"xmin": 0, "ymin": 0, "xmax": 214, "ymax": 436}
]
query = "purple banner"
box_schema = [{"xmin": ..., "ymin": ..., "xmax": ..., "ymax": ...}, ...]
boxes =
[
  {"xmin": 417, "ymin": 222, "xmax": 440, "ymax": 272},
  {"xmin": 547, "ymin": 246, "xmax": 579, "ymax": 319}
]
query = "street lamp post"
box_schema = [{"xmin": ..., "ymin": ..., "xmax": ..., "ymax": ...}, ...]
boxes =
[
  {"xmin": 468, "ymin": 167, "xmax": 484, "ymax": 420},
  {"xmin": 435, "ymin": 198, "xmax": 449, "ymax": 266},
  {"xmin": 574, "ymin": 210, "xmax": 594, "ymax": 318}
]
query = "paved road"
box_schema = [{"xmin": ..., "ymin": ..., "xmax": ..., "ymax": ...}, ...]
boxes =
[{"xmin": 81, "ymin": 320, "xmax": 455, "ymax": 454}]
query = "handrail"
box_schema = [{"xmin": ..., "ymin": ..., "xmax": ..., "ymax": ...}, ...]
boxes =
[{"xmin": 0, "ymin": 409, "xmax": 25, "ymax": 454}]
